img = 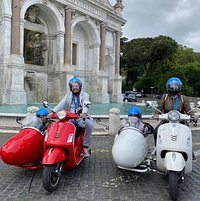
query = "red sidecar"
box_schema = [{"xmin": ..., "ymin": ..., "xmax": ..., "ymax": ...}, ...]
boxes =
[{"xmin": 0, "ymin": 127, "xmax": 44, "ymax": 169}]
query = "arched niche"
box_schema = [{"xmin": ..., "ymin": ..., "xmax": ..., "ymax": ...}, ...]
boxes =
[
  {"xmin": 21, "ymin": 1, "xmax": 64, "ymax": 66},
  {"xmin": 72, "ymin": 16, "xmax": 100, "ymax": 87}
]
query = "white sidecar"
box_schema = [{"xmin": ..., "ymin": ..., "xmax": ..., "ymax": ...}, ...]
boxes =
[{"xmin": 112, "ymin": 127, "xmax": 150, "ymax": 169}]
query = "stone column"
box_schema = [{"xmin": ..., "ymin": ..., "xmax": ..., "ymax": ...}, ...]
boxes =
[
  {"xmin": 11, "ymin": 0, "xmax": 20, "ymax": 55},
  {"xmin": 0, "ymin": 15, "xmax": 11, "ymax": 60},
  {"xmin": 97, "ymin": 23, "xmax": 109, "ymax": 102},
  {"xmin": 115, "ymin": 31, "xmax": 121, "ymax": 75},
  {"xmin": 64, "ymin": 6, "xmax": 73, "ymax": 65},
  {"xmin": 99, "ymin": 22, "xmax": 106, "ymax": 71},
  {"xmin": 0, "ymin": 0, "xmax": 27, "ymax": 104},
  {"xmin": 57, "ymin": 31, "xmax": 65, "ymax": 66},
  {"xmin": 112, "ymin": 31, "xmax": 123, "ymax": 102}
]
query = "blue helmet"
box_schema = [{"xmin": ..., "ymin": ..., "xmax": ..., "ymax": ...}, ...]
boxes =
[
  {"xmin": 166, "ymin": 77, "xmax": 182, "ymax": 95},
  {"xmin": 68, "ymin": 77, "xmax": 82, "ymax": 91},
  {"xmin": 128, "ymin": 107, "xmax": 142, "ymax": 119},
  {"xmin": 36, "ymin": 108, "xmax": 49, "ymax": 117}
]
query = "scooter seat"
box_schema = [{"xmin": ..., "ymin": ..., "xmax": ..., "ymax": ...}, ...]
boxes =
[{"xmin": 75, "ymin": 126, "xmax": 84, "ymax": 138}]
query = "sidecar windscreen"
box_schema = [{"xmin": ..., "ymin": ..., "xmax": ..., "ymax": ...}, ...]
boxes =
[{"xmin": 21, "ymin": 113, "xmax": 42, "ymax": 129}]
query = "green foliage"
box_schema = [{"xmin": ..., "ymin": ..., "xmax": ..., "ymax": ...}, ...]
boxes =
[
  {"xmin": 120, "ymin": 35, "xmax": 200, "ymax": 97},
  {"xmin": 174, "ymin": 45, "xmax": 200, "ymax": 65},
  {"xmin": 181, "ymin": 62, "xmax": 200, "ymax": 96},
  {"xmin": 122, "ymin": 80, "xmax": 133, "ymax": 92},
  {"xmin": 150, "ymin": 35, "xmax": 178, "ymax": 65}
]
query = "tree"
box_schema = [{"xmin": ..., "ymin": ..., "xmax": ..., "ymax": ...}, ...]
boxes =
[
  {"xmin": 175, "ymin": 45, "xmax": 197, "ymax": 65},
  {"xmin": 181, "ymin": 62, "xmax": 200, "ymax": 96},
  {"xmin": 149, "ymin": 35, "xmax": 178, "ymax": 65},
  {"xmin": 120, "ymin": 34, "xmax": 200, "ymax": 96},
  {"xmin": 120, "ymin": 35, "xmax": 179, "ymax": 92}
]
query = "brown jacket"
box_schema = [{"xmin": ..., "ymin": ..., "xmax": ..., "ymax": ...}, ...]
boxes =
[{"xmin": 155, "ymin": 93, "xmax": 194, "ymax": 116}]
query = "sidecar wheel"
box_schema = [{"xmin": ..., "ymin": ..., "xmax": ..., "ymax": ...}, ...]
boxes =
[
  {"xmin": 169, "ymin": 171, "xmax": 179, "ymax": 201},
  {"xmin": 42, "ymin": 163, "xmax": 62, "ymax": 192}
]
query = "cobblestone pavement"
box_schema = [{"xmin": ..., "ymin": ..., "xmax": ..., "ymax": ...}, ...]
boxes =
[{"xmin": 0, "ymin": 131, "xmax": 200, "ymax": 201}]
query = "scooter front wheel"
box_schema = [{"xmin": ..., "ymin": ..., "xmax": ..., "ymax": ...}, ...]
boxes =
[
  {"xmin": 169, "ymin": 171, "xmax": 179, "ymax": 201},
  {"xmin": 42, "ymin": 162, "xmax": 63, "ymax": 192}
]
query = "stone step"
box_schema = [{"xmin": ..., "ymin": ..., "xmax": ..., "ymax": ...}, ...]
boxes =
[{"xmin": 0, "ymin": 129, "xmax": 18, "ymax": 134}]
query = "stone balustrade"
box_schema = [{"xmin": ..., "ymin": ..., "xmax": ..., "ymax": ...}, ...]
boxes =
[{"xmin": 0, "ymin": 112, "xmax": 199, "ymax": 136}]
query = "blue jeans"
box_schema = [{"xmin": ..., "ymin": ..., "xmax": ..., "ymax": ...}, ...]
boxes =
[{"xmin": 69, "ymin": 118, "xmax": 93, "ymax": 147}]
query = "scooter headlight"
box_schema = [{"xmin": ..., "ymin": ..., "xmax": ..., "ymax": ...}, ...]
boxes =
[
  {"xmin": 57, "ymin": 110, "xmax": 67, "ymax": 120},
  {"xmin": 168, "ymin": 110, "xmax": 180, "ymax": 122}
]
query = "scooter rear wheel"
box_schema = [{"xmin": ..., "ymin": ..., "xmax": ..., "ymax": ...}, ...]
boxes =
[
  {"xmin": 42, "ymin": 163, "xmax": 62, "ymax": 192},
  {"xmin": 169, "ymin": 171, "xmax": 179, "ymax": 201}
]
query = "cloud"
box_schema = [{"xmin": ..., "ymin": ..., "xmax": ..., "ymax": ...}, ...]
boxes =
[{"xmin": 109, "ymin": 0, "xmax": 200, "ymax": 51}]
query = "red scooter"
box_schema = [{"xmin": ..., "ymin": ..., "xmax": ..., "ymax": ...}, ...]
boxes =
[
  {"xmin": 41, "ymin": 101, "xmax": 91, "ymax": 192},
  {"xmin": 0, "ymin": 101, "xmax": 91, "ymax": 192}
]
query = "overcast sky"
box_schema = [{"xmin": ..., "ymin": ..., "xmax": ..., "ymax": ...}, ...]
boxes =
[{"xmin": 109, "ymin": 0, "xmax": 200, "ymax": 52}]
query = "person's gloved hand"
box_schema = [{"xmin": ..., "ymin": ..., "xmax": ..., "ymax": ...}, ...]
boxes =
[
  {"xmin": 80, "ymin": 113, "xmax": 86, "ymax": 119},
  {"xmin": 153, "ymin": 114, "xmax": 159, "ymax": 121},
  {"xmin": 48, "ymin": 112, "xmax": 57, "ymax": 119},
  {"xmin": 191, "ymin": 115, "xmax": 198, "ymax": 123}
]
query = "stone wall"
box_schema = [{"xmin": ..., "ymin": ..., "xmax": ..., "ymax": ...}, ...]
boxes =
[{"xmin": 0, "ymin": 0, "xmax": 126, "ymax": 104}]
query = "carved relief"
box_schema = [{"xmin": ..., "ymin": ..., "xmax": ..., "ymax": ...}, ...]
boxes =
[
  {"xmin": 85, "ymin": 15, "xmax": 90, "ymax": 22},
  {"xmin": 65, "ymin": 5, "xmax": 75, "ymax": 13},
  {"xmin": 20, "ymin": 0, "xmax": 25, "ymax": 7},
  {"xmin": 43, "ymin": 0, "xmax": 48, "ymax": 4},
  {"xmin": 66, "ymin": 0, "xmax": 106, "ymax": 18},
  {"xmin": 58, "ymin": 6, "xmax": 65, "ymax": 17},
  {"xmin": 25, "ymin": 6, "xmax": 42, "ymax": 24},
  {"xmin": 100, "ymin": 21, "xmax": 107, "ymax": 29}
]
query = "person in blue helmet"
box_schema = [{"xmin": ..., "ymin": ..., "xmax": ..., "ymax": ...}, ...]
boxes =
[
  {"xmin": 52, "ymin": 77, "xmax": 93, "ymax": 157},
  {"xmin": 154, "ymin": 77, "xmax": 198, "ymax": 161},
  {"xmin": 120, "ymin": 106, "xmax": 154, "ymax": 135},
  {"xmin": 155, "ymin": 77, "xmax": 196, "ymax": 115},
  {"xmin": 21, "ymin": 107, "xmax": 49, "ymax": 130},
  {"xmin": 36, "ymin": 108, "xmax": 49, "ymax": 131}
]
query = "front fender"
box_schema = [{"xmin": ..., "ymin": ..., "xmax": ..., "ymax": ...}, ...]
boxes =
[
  {"xmin": 42, "ymin": 148, "xmax": 66, "ymax": 165},
  {"xmin": 164, "ymin": 152, "xmax": 185, "ymax": 172}
]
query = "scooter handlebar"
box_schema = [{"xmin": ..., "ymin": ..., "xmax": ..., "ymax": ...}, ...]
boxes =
[
  {"xmin": 153, "ymin": 112, "xmax": 191, "ymax": 121},
  {"xmin": 50, "ymin": 113, "xmax": 57, "ymax": 119},
  {"xmin": 67, "ymin": 112, "xmax": 79, "ymax": 119},
  {"xmin": 49, "ymin": 110, "xmax": 79, "ymax": 120}
]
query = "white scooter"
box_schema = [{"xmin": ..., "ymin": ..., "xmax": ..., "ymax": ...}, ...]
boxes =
[
  {"xmin": 146, "ymin": 101, "xmax": 198, "ymax": 201},
  {"xmin": 112, "ymin": 101, "xmax": 199, "ymax": 201}
]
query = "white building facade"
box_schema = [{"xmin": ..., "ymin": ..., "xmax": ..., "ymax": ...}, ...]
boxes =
[{"xmin": 0, "ymin": 0, "xmax": 126, "ymax": 104}]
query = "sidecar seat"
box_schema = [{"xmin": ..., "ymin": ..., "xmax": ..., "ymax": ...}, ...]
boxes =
[{"xmin": 143, "ymin": 122, "xmax": 154, "ymax": 135}]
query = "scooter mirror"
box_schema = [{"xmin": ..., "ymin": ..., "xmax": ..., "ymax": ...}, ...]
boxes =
[
  {"xmin": 196, "ymin": 101, "xmax": 200, "ymax": 108},
  {"xmin": 43, "ymin": 101, "xmax": 48, "ymax": 108},
  {"xmin": 146, "ymin": 101, "xmax": 152, "ymax": 108}
]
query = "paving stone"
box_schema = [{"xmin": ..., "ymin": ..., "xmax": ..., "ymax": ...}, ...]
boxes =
[{"xmin": 0, "ymin": 133, "xmax": 200, "ymax": 200}]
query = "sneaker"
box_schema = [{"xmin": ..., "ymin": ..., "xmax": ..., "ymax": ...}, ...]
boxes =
[
  {"xmin": 81, "ymin": 148, "xmax": 90, "ymax": 158},
  {"xmin": 193, "ymin": 152, "xmax": 197, "ymax": 162}
]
